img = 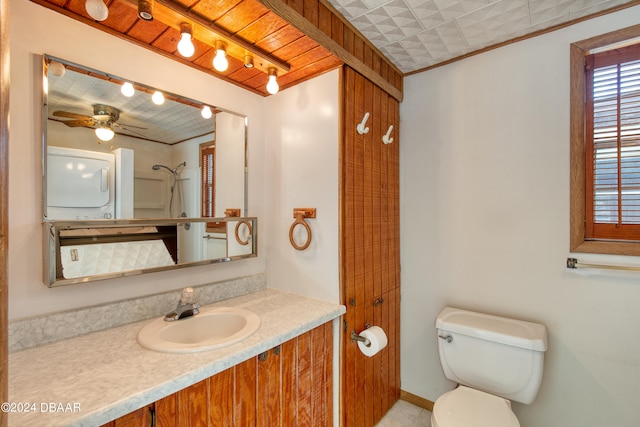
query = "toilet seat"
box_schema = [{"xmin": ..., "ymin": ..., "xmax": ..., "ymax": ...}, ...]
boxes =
[{"xmin": 431, "ymin": 386, "xmax": 520, "ymax": 427}]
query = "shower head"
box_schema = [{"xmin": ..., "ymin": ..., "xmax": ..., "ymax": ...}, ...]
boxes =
[
  {"xmin": 152, "ymin": 162, "xmax": 186, "ymax": 174},
  {"xmin": 152, "ymin": 164, "xmax": 174, "ymax": 174}
]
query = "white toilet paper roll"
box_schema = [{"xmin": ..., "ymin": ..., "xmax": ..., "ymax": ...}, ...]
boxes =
[{"xmin": 357, "ymin": 326, "xmax": 388, "ymax": 357}]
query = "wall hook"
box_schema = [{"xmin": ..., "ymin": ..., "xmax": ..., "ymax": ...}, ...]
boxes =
[
  {"xmin": 356, "ymin": 112, "xmax": 370, "ymax": 135},
  {"xmin": 382, "ymin": 125, "xmax": 394, "ymax": 144}
]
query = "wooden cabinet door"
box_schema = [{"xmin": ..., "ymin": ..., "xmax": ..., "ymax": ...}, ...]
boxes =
[
  {"xmin": 209, "ymin": 367, "xmax": 234, "ymax": 427},
  {"xmin": 101, "ymin": 404, "xmax": 153, "ymax": 427},
  {"xmin": 104, "ymin": 322, "xmax": 333, "ymax": 427},
  {"xmin": 177, "ymin": 379, "xmax": 208, "ymax": 427},
  {"xmin": 257, "ymin": 348, "xmax": 281, "ymax": 427},
  {"xmin": 233, "ymin": 357, "xmax": 257, "ymax": 426}
]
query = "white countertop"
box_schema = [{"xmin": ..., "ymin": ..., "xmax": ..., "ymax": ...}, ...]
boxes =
[{"xmin": 8, "ymin": 289, "xmax": 345, "ymax": 427}]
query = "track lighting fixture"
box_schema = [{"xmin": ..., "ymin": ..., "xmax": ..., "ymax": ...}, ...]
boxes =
[
  {"xmin": 201, "ymin": 106, "xmax": 213, "ymax": 119},
  {"xmin": 177, "ymin": 23, "xmax": 195, "ymax": 58},
  {"xmin": 213, "ymin": 41, "xmax": 229, "ymax": 72},
  {"xmin": 138, "ymin": 0, "xmax": 154, "ymax": 21},
  {"xmin": 85, "ymin": 0, "xmax": 109, "ymax": 21},
  {"xmin": 152, "ymin": 90, "xmax": 165, "ymax": 105},
  {"xmin": 266, "ymin": 68, "xmax": 279, "ymax": 95}
]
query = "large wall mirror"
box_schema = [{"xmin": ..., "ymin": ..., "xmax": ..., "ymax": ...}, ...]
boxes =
[{"xmin": 42, "ymin": 55, "xmax": 255, "ymax": 287}]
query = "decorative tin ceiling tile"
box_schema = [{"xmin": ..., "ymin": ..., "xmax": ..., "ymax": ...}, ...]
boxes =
[
  {"xmin": 529, "ymin": 0, "xmax": 599, "ymax": 24},
  {"xmin": 363, "ymin": 0, "xmax": 395, "ymax": 10},
  {"xmin": 331, "ymin": 0, "xmax": 370, "ymax": 19},
  {"xmin": 455, "ymin": 0, "xmax": 531, "ymax": 46},
  {"xmin": 431, "ymin": 0, "xmax": 495, "ymax": 20},
  {"xmin": 568, "ymin": 0, "xmax": 635, "ymax": 19},
  {"xmin": 326, "ymin": 0, "xmax": 639, "ymax": 73}
]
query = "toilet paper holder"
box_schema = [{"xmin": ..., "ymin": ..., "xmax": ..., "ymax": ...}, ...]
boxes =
[{"xmin": 350, "ymin": 330, "xmax": 371, "ymax": 347}]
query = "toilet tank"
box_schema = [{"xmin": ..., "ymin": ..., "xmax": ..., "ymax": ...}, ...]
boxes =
[{"xmin": 435, "ymin": 307, "xmax": 548, "ymax": 404}]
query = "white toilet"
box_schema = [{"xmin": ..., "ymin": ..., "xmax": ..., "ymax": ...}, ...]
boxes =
[{"xmin": 431, "ymin": 307, "xmax": 548, "ymax": 427}]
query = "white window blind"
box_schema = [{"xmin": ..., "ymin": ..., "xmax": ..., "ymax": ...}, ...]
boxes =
[{"xmin": 592, "ymin": 58, "xmax": 640, "ymax": 225}]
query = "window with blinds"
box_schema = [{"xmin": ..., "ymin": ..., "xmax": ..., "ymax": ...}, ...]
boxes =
[
  {"xmin": 201, "ymin": 144, "xmax": 215, "ymax": 218},
  {"xmin": 586, "ymin": 43, "xmax": 640, "ymax": 241}
]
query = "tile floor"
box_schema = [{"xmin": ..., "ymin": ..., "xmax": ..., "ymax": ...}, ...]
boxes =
[{"xmin": 375, "ymin": 399, "xmax": 432, "ymax": 427}]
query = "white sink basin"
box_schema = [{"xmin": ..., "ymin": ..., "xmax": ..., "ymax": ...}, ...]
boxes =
[{"xmin": 137, "ymin": 306, "xmax": 261, "ymax": 353}]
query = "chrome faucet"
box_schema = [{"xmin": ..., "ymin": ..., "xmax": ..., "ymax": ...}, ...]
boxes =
[{"xmin": 164, "ymin": 287, "xmax": 200, "ymax": 321}]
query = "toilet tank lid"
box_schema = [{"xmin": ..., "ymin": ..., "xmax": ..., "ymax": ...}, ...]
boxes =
[{"xmin": 436, "ymin": 307, "xmax": 548, "ymax": 351}]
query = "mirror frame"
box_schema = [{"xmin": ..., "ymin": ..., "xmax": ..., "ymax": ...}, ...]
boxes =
[{"xmin": 43, "ymin": 217, "xmax": 258, "ymax": 287}]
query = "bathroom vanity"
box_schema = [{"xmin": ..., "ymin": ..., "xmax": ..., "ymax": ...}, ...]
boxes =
[{"xmin": 8, "ymin": 289, "xmax": 345, "ymax": 426}]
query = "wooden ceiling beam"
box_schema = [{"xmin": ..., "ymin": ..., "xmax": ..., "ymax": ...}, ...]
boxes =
[{"xmin": 258, "ymin": 0, "xmax": 403, "ymax": 101}]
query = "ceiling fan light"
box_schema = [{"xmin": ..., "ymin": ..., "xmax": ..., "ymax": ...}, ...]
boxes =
[
  {"xmin": 95, "ymin": 126, "xmax": 115, "ymax": 142},
  {"xmin": 85, "ymin": 0, "xmax": 109, "ymax": 21},
  {"xmin": 152, "ymin": 90, "xmax": 165, "ymax": 105},
  {"xmin": 201, "ymin": 105, "xmax": 212, "ymax": 119},
  {"xmin": 177, "ymin": 23, "xmax": 195, "ymax": 58},
  {"xmin": 121, "ymin": 82, "xmax": 135, "ymax": 97},
  {"xmin": 266, "ymin": 68, "xmax": 279, "ymax": 95},
  {"xmin": 213, "ymin": 41, "xmax": 229, "ymax": 72},
  {"xmin": 244, "ymin": 55, "xmax": 254, "ymax": 69}
]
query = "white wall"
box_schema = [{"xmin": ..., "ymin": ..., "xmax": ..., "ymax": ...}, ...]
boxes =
[
  {"xmin": 215, "ymin": 112, "xmax": 247, "ymax": 217},
  {"xmin": 401, "ymin": 6, "xmax": 640, "ymax": 427},
  {"xmin": 263, "ymin": 70, "xmax": 341, "ymax": 303},
  {"xmin": 8, "ymin": 0, "xmax": 266, "ymax": 320}
]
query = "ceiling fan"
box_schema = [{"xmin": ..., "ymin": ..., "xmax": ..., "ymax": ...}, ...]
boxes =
[{"xmin": 52, "ymin": 104, "xmax": 146, "ymax": 141}]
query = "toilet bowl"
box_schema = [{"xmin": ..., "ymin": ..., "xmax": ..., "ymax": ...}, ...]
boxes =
[{"xmin": 430, "ymin": 386, "xmax": 519, "ymax": 427}]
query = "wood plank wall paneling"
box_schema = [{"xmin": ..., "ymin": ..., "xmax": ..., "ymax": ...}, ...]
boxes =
[{"xmin": 341, "ymin": 66, "xmax": 400, "ymax": 427}]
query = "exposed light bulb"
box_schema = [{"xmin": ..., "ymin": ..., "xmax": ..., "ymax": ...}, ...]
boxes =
[
  {"xmin": 152, "ymin": 90, "xmax": 165, "ymax": 105},
  {"xmin": 85, "ymin": 0, "xmax": 109, "ymax": 21},
  {"xmin": 213, "ymin": 42, "xmax": 229, "ymax": 72},
  {"xmin": 177, "ymin": 23, "xmax": 195, "ymax": 58},
  {"xmin": 266, "ymin": 68, "xmax": 279, "ymax": 95},
  {"xmin": 121, "ymin": 82, "xmax": 135, "ymax": 97},
  {"xmin": 95, "ymin": 126, "xmax": 115, "ymax": 142},
  {"xmin": 49, "ymin": 61, "xmax": 66, "ymax": 77},
  {"xmin": 201, "ymin": 105, "xmax": 212, "ymax": 119}
]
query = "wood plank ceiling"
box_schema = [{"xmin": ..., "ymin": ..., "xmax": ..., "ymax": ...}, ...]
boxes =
[{"xmin": 32, "ymin": 0, "xmax": 344, "ymax": 96}]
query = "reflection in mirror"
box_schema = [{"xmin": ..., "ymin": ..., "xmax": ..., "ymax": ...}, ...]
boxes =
[
  {"xmin": 44, "ymin": 217, "xmax": 257, "ymax": 287},
  {"xmin": 41, "ymin": 55, "xmax": 252, "ymax": 286},
  {"xmin": 43, "ymin": 54, "xmax": 247, "ymax": 221}
]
